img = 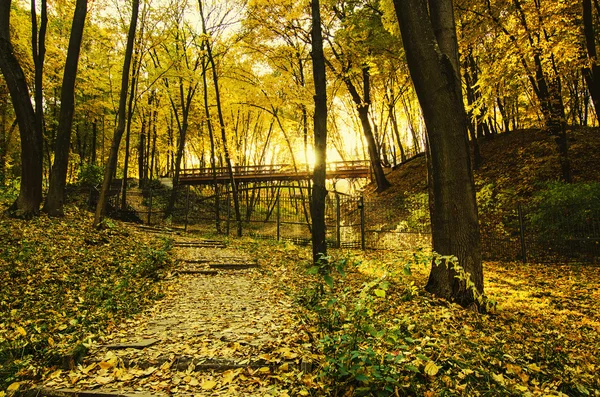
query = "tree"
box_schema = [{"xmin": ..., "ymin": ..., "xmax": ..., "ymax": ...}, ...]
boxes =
[
  {"xmin": 310, "ymin": 0, "xmax": 328, "ymax": 264},
  {"xmin": 393, "ymin": 0, "xmax": 484, "ymax": 308},
  {"xmin": 43, "ymin": 0, "xmax": 88, "ymax": 216},
  {"xmin": 583, "ymin": 0, "xmax": 600, "ymax": 120},
  {"xmin": 198, "ymin": 0, "xmax": 243, "ymax": 237},
  {"xmin": 324, "ymin": 1, "xmax": 391, "ymax": 192},
  {"xmin": 94, "ymin": 0, "xmax": 139, "ymax": 226},
  {"xmin": 0, "ymin": 0, "xmax": 43, "ymax": 218}
]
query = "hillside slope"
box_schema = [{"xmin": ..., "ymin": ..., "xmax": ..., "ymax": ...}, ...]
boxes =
[{"xmin": 366, "ymin": 127, "xmax": 600, "ymax": 201}]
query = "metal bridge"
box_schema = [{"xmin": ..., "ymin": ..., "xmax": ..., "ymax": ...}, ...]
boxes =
[{"xmin": 179, "ymin": 160, "xmax": 371, "ymax": 185}]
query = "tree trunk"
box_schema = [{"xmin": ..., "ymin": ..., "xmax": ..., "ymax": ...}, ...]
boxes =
[
  {"xmin": 121, "ymin": 50, "xmax": 141, "ymax": 211},
  {"xmin": 339, "ymin": 67, "xmax": 391, "ymax": 192},
  {"xmin": 94, "ymin": 0, "xmax": 139, "ymax": 226},
  {"xmin": 91, "ymin": 119, "xmax": 97, "ymax": 165},
  {"xmin": 394, "ymin": 0, "xmax": 483, "ymax": 309},
  {"xmin": 0, "ymin": 0, "xmax": 43, "ymax": 218},
  {"xmin": 199, "ymin": 0, "xmax": 242, "ymax": 237},
  {"xmin": 583, "ymin": 0, "xmax": 600, "ymax": 120},
  {"xmin": 201, "ymin": 57, "xmax": 220, "ymax": 233},
  {"xmin": 44, "ymin": 0, "xmax": 88, "ymax": 216},
  {"xmin": 310, "ymin": 0, "xmax": 328, "ymax": 265},
  {"xmin": 32, "ymin": 0, "xmax": 47, "ymax": 182},
  {"xmin": 138, "ymin": 115, "xmax": 146, "ymax": 188}
]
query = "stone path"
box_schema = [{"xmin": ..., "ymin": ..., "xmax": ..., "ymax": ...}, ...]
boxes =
[{"xmin": 34, "ymin": 231, "xmax": 312, "ymax": 396}]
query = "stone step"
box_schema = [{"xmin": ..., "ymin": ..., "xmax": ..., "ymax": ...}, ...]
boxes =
[
  {"xmin": 208, "ymin": 263, "xmax": 259, "ymax": 270},
  {"xmin": 21, "ymin": 389, "xmax": 164, "ymax": 397},
  {"xmin": 173, "ymin": 241, "xmax": 226, "ymax": 248}
]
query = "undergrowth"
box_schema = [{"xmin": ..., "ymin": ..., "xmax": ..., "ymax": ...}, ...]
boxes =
[
  {"xmin": 0, "ymin": 207, "xmax": 173, "ymax": 390},
  {"xmin": 285, "ymin": 246, "xmax": 600, "ymax": 396}
]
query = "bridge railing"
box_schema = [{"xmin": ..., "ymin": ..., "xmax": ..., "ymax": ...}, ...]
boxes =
[{"xmin": 180, "ymin": 160, "xmax": 371, "ymax": 180}]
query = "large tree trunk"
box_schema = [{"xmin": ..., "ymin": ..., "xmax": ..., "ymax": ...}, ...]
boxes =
[
  {"xmin": 44, "ymin": 0, "xmax": 88, "ymax": 216},
  {"xmin": 311, "ymin": 0, "xmax": 327, "ymax": 264},
  {"xmin": 394, "ymin": 0, "xmax": 483, "ymax": 308},
  {"xmin": 583, "ymin": 0, "xmax": 600, "ymax": 120},
  {"xmin": 0, "ymin": 1, "xmax": 43, "ymax": 218},
  {"xmin": 94, "ymin": 0, "xmax": 139, "ymax": 226},
  {"xmin": 310, "ymin": 0, "xmax": 328, "ymax": 264}
]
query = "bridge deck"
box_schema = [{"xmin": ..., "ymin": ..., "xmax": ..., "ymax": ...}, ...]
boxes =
[{"xmin": 179, "ymin": 161, "xmax": 371, "ymax": 185}]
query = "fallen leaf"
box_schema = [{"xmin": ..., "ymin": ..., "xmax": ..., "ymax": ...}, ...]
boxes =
[
  {"xmin": 222, "ymin": 370, "xmax": 236, "ymax": 384},
  {"xmin": 201, "ymin": 379, "xmax": 217, "ymax": 390},
  {"xmin": 7, "ymin": 382, "xmax": 21, "ymax": 392},
  {"xmin": 424, "ymin": 361, "xmax": 439, "ymax": 376},
  {"xmin": 94, "ymin": 375, "xmax": 114, "ymax": 385}
]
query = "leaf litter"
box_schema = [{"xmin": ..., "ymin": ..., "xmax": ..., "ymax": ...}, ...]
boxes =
[{"xmin": 29, "ymin": 236, "xmax": 316, "ymax": 396}]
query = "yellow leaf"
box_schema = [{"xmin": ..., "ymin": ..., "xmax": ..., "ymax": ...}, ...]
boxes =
[
  {"xmin": 7, "ymin": 382, "xmax": 21, "ymax": 392},
  {"xmin": 16, "ymin": 326, "xmax": 26, "ymax": 336},
  {"xmin": 222, "ymin": 370, "xmax": 236, "ymax": 384},
  {"xmin": 201, "ymin": 380, "xmax": 217, "ymax": 390},
  {"xmin": 258, "ymin": 366, "xmax": 271, "ymax": 373},
  {"xmin": 424, "ymin": 361, "xmax": 439, "ymax": 376},
  {"xmin": 527, "ymin": 363, "xmax": 542, "ymax": 372},
  {"xmin": 47, "ymin": 337, "xmax": 54, "ymax": 346},
  {"xmin": 98, "ymin": 361, "xmax": 112, "ymax": 370},
  {"xmin": 160, "ymin": 360, "xmax": 172, "ymax": 370},
  {"xmin": 188, "ymin": 377, "xmax": 199, "ymax": 386},
  {"xmin": 279, "ymin": 362, "xmax": 289, "ymax": 371},
  {"xmin": 492, "ymin": 373, "xmax": 505, "ymax": 385},
  {"xmin": 82, "ymin": 362, "xmax": 97, "ymax": 374},
  {"xmin": 94, "ymin": 375, "xmax": 114, "ymax": 385},
  {"xmin": 0, "ymin": 390, "xmax": 6, "ymax": 397},
  {"xmin": 298, "ymin": 390, "xmax": 309, "ymax": 396}
]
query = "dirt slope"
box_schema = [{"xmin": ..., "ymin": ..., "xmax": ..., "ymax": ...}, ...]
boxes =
[{"xmin": 364, "ymin": 127, "xmax": 600, "ymax": 202}]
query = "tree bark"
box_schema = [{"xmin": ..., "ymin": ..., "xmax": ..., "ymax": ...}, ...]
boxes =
[
  {"xmin": 0, "ymin": 0, "xmax": 43, "ymax": 218},
  {"xmin": 94, "ymin": 0, "xmax": 139, "ymax": 226},
  {"xmin": 310, "ymin": 0, "xmax": 328, "ymax": 264},
  {"xmin": 393, "ymin": 0, "xmax": 483, "ymax": 308},
  {"xmin": 44, "ymin": 0, "xmax": 88, "ymax": 216},
  {"xmin": 582, "ymin": 0, "xmax": 600, "ymax": 120}
]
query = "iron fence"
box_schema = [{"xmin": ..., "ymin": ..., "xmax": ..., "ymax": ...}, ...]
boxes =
[{"xmin": 91, "ymin": 184, "xmax": 599, "ymax": 264}]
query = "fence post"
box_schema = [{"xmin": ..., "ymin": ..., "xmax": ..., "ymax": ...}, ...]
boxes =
[
  {"xmin": 518, "ymin": 203, "xmax": 527, "ymax": 263},
  {"xmin": 336, "ymin": 193, "xmax": 341, "ymax": 248},
  {"xmin": 147, "ymin": 189, "xmax": 153, "ymax": 225},
  {"xmin": 276, "ymin": 193, "xmax": 281, "ymax": 241},
  {"xmin": 226, "ymin": 186, "xmax": 231, "ymax": 236},
  {"xmin": 359, "ymin": 195, "xmax": 366, "ymax": 250},
  {"xmin": 184, "ymin": 185, "xmax": 190, "ymax": 232}
]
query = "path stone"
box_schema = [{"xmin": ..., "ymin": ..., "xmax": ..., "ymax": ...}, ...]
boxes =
[
  {"xmin": 35, "ymin": 237, "xmax": 310, "ymax": 396},
  {"xmin": 104, "ymin": 339, "xmax": 159, "ymax": 350}
]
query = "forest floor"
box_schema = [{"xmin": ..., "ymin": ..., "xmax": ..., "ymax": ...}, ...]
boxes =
[
  {"xmin": 33, "ymin": 235, "xmax": 316, "ymax": 396},
  {"xmin": 1, "ymin": 211, "xmax": 599, "ymax": 396},
  {"xmin": 2, "ymin": 128, "xmax": 600, "ymax": 396}
]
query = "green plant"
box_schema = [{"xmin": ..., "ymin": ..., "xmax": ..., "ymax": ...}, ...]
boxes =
[
  {"xmin": 528, "ymin": 181, "xmax": 600, "ymax": 240},
  {"xmin": 299, "ymin": 256, "xmax": 429, "ymax": 395},
  {"xmin": 77, "ymin": 164, "xmax": 104, "ymax": 187},
  {"xmin": 0, "ymin": 176, "xmax": 20, "ymax": 203}
]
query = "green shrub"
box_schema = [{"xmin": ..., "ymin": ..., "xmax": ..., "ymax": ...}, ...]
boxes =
[
  {"xmin": 528, "ymin": 181, "xmax": 600, "ymax": 240},
  {"xmin": 77, "ymin": 164, "xmax": 104, "ymax": 187}
]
